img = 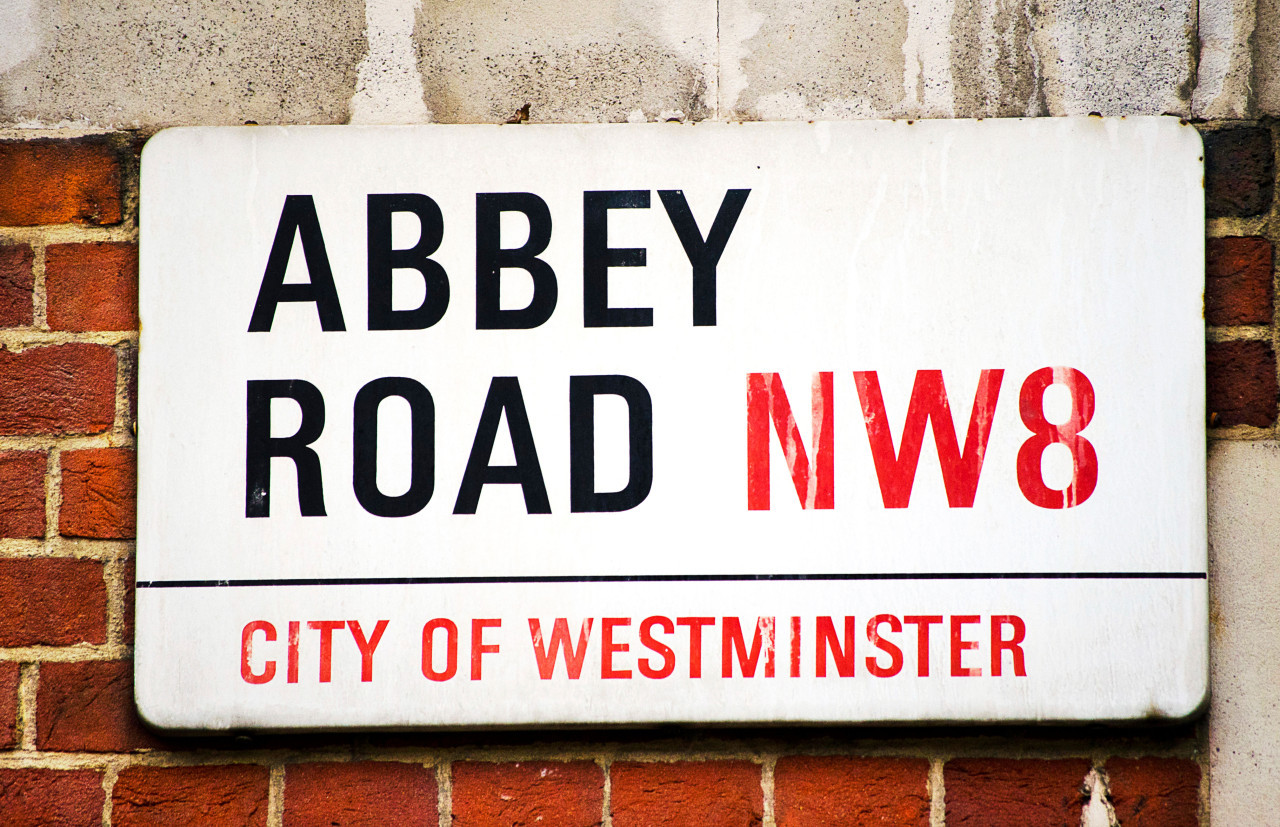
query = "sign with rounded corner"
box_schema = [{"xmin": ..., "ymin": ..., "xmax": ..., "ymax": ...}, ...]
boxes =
[{"xmin": 137, "ymin": 118, "xmax": 1206, "ymax": 730}]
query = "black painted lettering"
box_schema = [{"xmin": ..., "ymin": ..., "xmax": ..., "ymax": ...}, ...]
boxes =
[
  {"xmin": 583, "ymin": 190, "xmax": 652, "ymax": 327},
  {"xmin": 476, "ymin": 193, "xmax": 558, "ymax": 329},
  {"xmin": 352, "ymin": 377, "xmax": 435, "ymax": 517},
  {"xmin": 245, "ymin": 379, "xmax": 327, "ymax": 517},
  {"xmin": 454, "ymin": 377, "xmax": 552, "ymax": 514},
  {"xmin": 658, "ymin": 189, "xmax": 750, "ymax": 326},
  {"xmin": 367, "ymin": 193, "xmax": 450, "ymax": 330},
  {"xmin": 248, "ymin": 196, "xmax": 346, "ymax": 332},
  {"xmin": 569, "ymin": 375, "xmax": 653, "ymax": 512}
]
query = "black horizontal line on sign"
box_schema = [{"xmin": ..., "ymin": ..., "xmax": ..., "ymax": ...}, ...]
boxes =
[{"xmin": 135, "ymin": 572, "xmax": 1208, "ymax": 589}]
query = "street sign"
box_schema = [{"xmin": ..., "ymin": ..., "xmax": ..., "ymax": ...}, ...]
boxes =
[{"xmin": 137, "ymin": 118, "xmax": 1206, "ymax": 729}]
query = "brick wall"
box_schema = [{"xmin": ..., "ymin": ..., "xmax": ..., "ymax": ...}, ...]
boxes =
[{"xmin": 0, "ymin": 121, "xmax": 1273, "ymax": 826}]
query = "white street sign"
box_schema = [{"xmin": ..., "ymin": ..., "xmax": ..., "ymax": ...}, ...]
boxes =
[{"xmin": 138, "ymin": 118, "xmax": 1206, "ymax": 730}]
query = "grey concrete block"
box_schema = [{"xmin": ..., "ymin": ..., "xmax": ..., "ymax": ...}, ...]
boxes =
[
  {"xmin": 721, "ymin": 0, "xmax": 1046, "ymax": 119},
  {"xmin": 0, "ymin": 0, "xmax": 1240, "ymax": 126},
  {"xmin": 724, "ymin": 0, "xmax": 1195, "ymax": 120},
  {"xmin": 0, "ymin": 0, "xmax": 365, "ymax": 128},
  {"xmin": 351, "ymin": 0, "xmax": 434, "ymax": 124},
  {"xmin": 721, "ymin": 0, "xmax": 911, "ymax": 119},
  {"xmin": 1258, "ymin": 0, "xmax": 1280, "ymax": 114},
  {"xmin": 1029, "ymin": 0, "xmax": 1197, "ymax": 115},
  {"xmin": 415, "ymin": 0, "xmax": 716, "ymax": 123},
  {"xmin": 948, "ymin": 0, "xmax": 1045, "ymax": 117},
  {"xmin": 1192, "ymin": 0, "xmax": 1255, "ymax": 118},
  {"xmin": 1208, "ymin": 440, "xmax": 1280, "ymax": 823}
]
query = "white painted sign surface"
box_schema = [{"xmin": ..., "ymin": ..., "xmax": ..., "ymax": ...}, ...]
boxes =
[{"xmin": 137, "ymin": 118, "xmax": 1206, "ymax": 730}]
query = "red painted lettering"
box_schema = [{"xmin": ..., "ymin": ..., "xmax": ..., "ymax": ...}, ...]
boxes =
[
  {"xmin": 638, "ymin": 616, "xmax": 675, "ymax": 679},
  {"xmin": 853, "ymin": 369, "xmax": 1003, "ymax": 508},
  {"xmin": 950, "ymin": 615, "xmax": 982, "ymax": 677},
  {"xmin": 676, "ymin": 616, "xmax": 715, "ymax": 678},
  {"xmin": 287, "ymin": 620, "xmax": 300, "ymax": 683},
  {"xmin": 240, "ymin": 620, "xmax": 276, "ymax": 684},
  {"xmin": 815, "ymin": 615, "xmax": 856, "ymax": 678},
  {"xmin": 790, "ymin": 616, "xmax": 801, "ymax": 678},
  {"xmin": 471, "ymin": 618, "xmax": 501, "ymax": 680},
  {"xmin": 865, "ymin": 614, "xmax": 903, "ymax": 677},
  {"xmin": 348, "ymin": 619, "xmax": 388, "ymax": 682},
  {"xmin": 991, "ymin": 615, "xmax": 1027, "ymax": 677},
  {"xmin": 421, "ymin": 618, "xmax": 458, "ymax": 682},
  {"xmin": 746, "ymin": 372, "xmax": 834, "ymax": 510},
  {"xmin": 308, "ymin": 620, "xmax": 346, "ymax": 683},
  {"xmin": 528, "ymin": 617, "xmax": 593, "ymax": 680},
  {"xmin": 904, "ymin": 615, "xmax": 942, "ymax": 677},
  {"xmin": 722, "ymin": 616, "xmax": 775, "ymax": 678},
  {"xmin": 1017, "ymin": 366, "xmax": 1097, "ymax": 508},
  {"xmin": 601, "ymin": 617, "xmax": 632, "ymax": 679}
]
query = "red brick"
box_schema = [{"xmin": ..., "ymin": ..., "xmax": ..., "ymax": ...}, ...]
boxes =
[
  {"xmin": 0, "ymin": 661, "xmax": 18, "ymax": 748},
  {"xmin": 1204, "ymin": 126, "xmax": 1274, "ymax": 218},
  {"xmin": 945, "ymin": 758, "xmax": 1090, "ymax": 827},
  {"xmin": 453, "ymin": 761, "xmax": 601, "ymax": 827},
  {"xmin": 0, "ymin": 768, "xmax": 104, "ymax": 826},
  {"xmin": 1207, "ymin": 237, "xmax": 1274, "ymax": 325},
  {"xmin": 0, "ymin": 138, "xmax": 122, "ymax": 227},
  {"xmin": 60, "ymin": 448, "xmax": 136, "ymax": 539},
  {"xmin": 1207, "ymin": 340, "xmax": 1279, "ymax": 427},
  {"xmin": 284, "ymin": 761, "xmax": 437, "ymax": 826},
  {"xmin": 0, "ymin": 244, "xmax": 34, "ymax": 327},
  {"xmin": 37, "ymin": 659, "xmax": 164, "ymax": 752},
  {"xmin": 45, "ymin": 242, "xmax": 139, "ymax": 331},
  {"xmin": 0, "ymin": 451, "xmax": 46, "ymax": 538},
  {"xmin": 611, "ymin": 761, "xmax": 762, "ymax": 827},
  {"xmin": 0, "ymin": 558, "xmax": 106, "ymax": 646},
  {"xmin": 113, "ymin": 765, "xmax": 269, "ymax": 827},
  {"xmin": 1106, "ymin": 758, "xmax": 1200, "ymax": 827},
  {"xmin": 0, "ymin": 343, "xmax": 116, "ymax": 435},
  {"xmin": 775, "ymin": 756, "xmax": 930, "ymax": 827}
]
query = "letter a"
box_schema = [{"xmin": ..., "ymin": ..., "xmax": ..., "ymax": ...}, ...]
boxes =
[{"xmin": 249, "ymin": 195, "xmax": 346, "ymax": 332}]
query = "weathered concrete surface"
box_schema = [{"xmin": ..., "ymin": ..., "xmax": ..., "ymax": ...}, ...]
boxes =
[
  {"xmin": 948, "ymin": 0, "xmax": 1044, "ymax": 117},
  {"xmin": 721, "ymin": 0, "xmax": 911, "ymax": 119},
  {"xmin": 0, "ymin": 0, "xmax": 365, "ymax": 127},
  {"xmin": 1193, "ymin": 0, "xmax": 1255, "ymax": 118},
  {"xmin": 1258, "ymin": 0, "xmax": 1280, "ymax": 113},
  {"xmin": 0, "ymin": 0, "xmax": 42, "ymax": 77},
  {"xmin": 415, "ymin": 0, "xmax": 716, "ymax": 123},
  {"xmin": 351, "ymin": 0, "xmax": 432, "ymax": 123},
  {"xmin": 1029, "ymin": 0, "xmax": 1197, "ymax": 116},
  {"xmin": 724, "ymin": 0, "xmax": 1194, "ymax": 119},
  {"xmin": 1208, "ymin": 441, "xmax": 1280, "ymax": 822},
  {"xmin": 0, "ymin": 0, "xmax": 1243, "ymax": 126},
  {"xmin": 723, "ymin": 0, "xmax": 1048, "ymax": 119}
]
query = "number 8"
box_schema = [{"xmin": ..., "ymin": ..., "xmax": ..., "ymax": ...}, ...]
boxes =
[{"xmin": 1017, "ymin": 367, "xmax": 1097, "ymax": 509}]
